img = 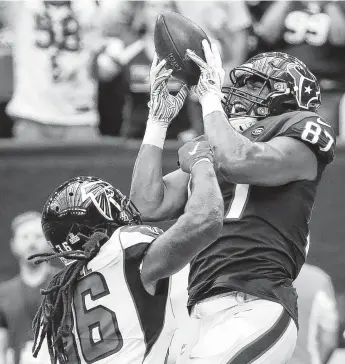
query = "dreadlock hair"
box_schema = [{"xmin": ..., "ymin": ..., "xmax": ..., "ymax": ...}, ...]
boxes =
[{"xmin": 28, "ymin": 231, "xmax": 109, "ymax": 364}]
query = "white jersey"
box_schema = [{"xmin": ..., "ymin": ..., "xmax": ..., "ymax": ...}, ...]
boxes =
[
  {"xmin": 65, "ymin": 225, "xmax": 176, "ymax": 364},
  {"xmin": 6, "ymin": 0, "xmax": 100, "ymax": 126}
]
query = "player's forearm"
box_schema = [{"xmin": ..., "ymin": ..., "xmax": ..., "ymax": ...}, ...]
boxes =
[
  {"xmin": 142, "ymin": 162, "xmax": 223, "ymax": 283},
  {"xmin": 201, "ymin": 95, "xmax": 256, "ymax": 182},
  {"xmin": 201, "ymin": 96, "xmax": 310, "ymax": 185},
  {"xmin": 130, "ymin": 144, "xmax": 166, "ymax": 220}
]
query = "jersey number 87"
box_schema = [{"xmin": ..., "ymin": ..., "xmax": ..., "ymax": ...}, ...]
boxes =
[{"xmin": 301, "ymin": 120, "xmax": 334, "ymax": 152}]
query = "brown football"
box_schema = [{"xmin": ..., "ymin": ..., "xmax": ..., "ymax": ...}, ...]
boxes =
[{"xmin": 154, "ymin": 11, "xmax": 210, "ymax": 85}]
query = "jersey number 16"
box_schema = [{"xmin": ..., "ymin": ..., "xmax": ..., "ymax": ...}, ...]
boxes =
[{"xmin": 65, "ymin": 272, "xmax": 123, "ymax": 363}]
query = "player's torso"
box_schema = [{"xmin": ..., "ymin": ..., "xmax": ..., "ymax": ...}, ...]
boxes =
[
  {"xmin": 221, "ymin": 112, "xmax": 318, "ymax": 244},
  {"xmin": 7, "ymin": 0, "xmax": 100, "ymax": 125},
  {"xmin": 0, "ymin": 274, "xmax": 54, "ymax": 364},
  {"xmin": 188, "ymin": 111, "xmax": 334, "ymax": 323},
  {"xmin": 65, "ymin": 226, "xmax": 175, "ymax": 364}
]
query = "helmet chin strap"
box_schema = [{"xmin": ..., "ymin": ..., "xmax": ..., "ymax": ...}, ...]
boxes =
[{"xmin": 229, "ymin": 117, "xmax": 257, "ymax": 133}]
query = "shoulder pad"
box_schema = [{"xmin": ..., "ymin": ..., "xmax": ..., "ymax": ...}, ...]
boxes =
[
  {"xmin": 119, "ymin": 225, "xmax": 164, "ymax": 250},
  {"xmin": 275, "ymin": 111, "xmax": 336, "ymax": 164}
]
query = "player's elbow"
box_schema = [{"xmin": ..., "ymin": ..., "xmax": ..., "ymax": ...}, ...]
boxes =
[
  {"xmin": 130, "ymin": 192, "xmax": 167, "ymax": 222},
  {"xmin": 131, "ymin": 197, "xmax": 160, "ymax": 221}
]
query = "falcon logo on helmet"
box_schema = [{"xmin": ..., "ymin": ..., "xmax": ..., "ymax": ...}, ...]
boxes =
[
  {"xmin": 41, "ymin": 176, "xmax": 142, "ymax": 265},
  {"xmin": 80, "ymin": 180, "xmax": 121, "ymax": 221}
]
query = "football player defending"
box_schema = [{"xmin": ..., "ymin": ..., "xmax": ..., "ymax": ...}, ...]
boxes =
[
  {"xmin": 130, "ymin": 43, "xmax": 336, "ymax": 363},
  {"xmin": 29, "ymin": 144, "xmax": 223, "ymax": 363}
]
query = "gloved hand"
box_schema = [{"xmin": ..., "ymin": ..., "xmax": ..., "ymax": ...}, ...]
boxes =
[
  {"xmin": 186, "ymin": 40, "xmax": 225, "ymax": 103},
  {"xmin": 148, "ymin": 53, "xmax": 189, "ymax": 127},
  {"xmin": 178, "ymin": 139, "xmax": 214, "ymax": 173}
]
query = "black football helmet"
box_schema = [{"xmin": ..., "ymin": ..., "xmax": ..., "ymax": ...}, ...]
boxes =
[
  {"xmin": 42, "ymin": 176, "xmax": 142, "ymax": 263},
  {"xmin": 222, "ymin": 52, "xmax": 321, "ymax": 120}
]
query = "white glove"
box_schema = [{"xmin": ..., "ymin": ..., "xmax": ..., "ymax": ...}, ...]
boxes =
[
  {"xmin": 148, "ymin": 53, "xmax": 189, "ymax": 127},
  {"xmin": 186, "ymin": 40, "xmax": 225, "ymax": 103}
]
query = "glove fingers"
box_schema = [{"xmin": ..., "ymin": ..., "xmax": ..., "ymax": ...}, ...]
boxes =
[
  {"xmin": 152, "ymin": 52, "xmax": 159, "ymax": 68},
  {"xmin": 150, "ymin": 58, "xmax": 167, "ymax": 82},
  {"xmin": 175, "ymin": 84, "xmax": 190, "ymax": 104},
  {"xmin": 201, "ymin": 39, "xmax": 215, "ymax": 68},
  {"xmin": 186, "ymin": 49, "xmax": 208, "ymax": 69},
  {"xmin": 151, "ymin": 69, "xmax": 173, "ymax": 94}
]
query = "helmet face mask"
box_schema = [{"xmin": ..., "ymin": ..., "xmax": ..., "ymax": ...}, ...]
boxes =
[
  {"xmin": 42, "ymin": 176, "xmax": 142, "ymax": 263},
  {"xmin": 222, "ymin": 52, "xmax": 321, "ymax": 123}
]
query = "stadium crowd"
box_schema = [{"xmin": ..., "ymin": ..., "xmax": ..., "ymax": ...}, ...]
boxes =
[
  {"xmin": 0, "ymin": 1, "xmax": 344, "ymax": 364},
  {"xmin": 0, "ymin": 0, "xmax": 344, "ymax": 142}
]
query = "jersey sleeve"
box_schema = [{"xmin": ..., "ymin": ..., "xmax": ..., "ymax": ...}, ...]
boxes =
[{"xmin": 275, "ymin": 112, "xmax": 336, "ymax": 164}]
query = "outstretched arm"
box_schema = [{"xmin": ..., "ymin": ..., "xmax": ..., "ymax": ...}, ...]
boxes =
[
  {"xmin": 130, "ymin": 54, "xmax": 190, "ymax": 221},
  {"xmin": 141, "ymin": 142, "xmax": 224, "ymax": 293},
  {"xmin": 187, "ymin": 41, "xmax": 320, "ymax": 186},
  {"xmin": 131, "ymin": 146, "xmax": 189, "ymax": 221},
  {"xmin": 202, "ymin": 107, "xmax": 318, "ymax": 185}
]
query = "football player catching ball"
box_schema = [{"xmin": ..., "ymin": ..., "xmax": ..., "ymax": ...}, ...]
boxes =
[{"xmin": 130, "ymin": 40, "xmax": 336, "ymax": 364}]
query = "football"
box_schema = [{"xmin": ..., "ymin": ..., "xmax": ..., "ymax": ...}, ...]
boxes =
[{"xmin": 154, "ymin": 11, "xmax": 210, "ymax": 85}]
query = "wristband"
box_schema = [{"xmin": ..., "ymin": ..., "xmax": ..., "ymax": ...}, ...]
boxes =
[
  {"xmin": 200, "ymin": 93, "xmax": 226, "ymax": 118},
  {"xmin": 191, "ymin": 157, "xmax": 212, "ymax": 173},
  {"xmin": 142, "ymin": 120, "xmax": 168, "ymax": 149}
]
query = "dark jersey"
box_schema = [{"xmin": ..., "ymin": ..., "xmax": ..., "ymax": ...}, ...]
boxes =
[
  {"xmin": 248, "ymin": 1, "xmax": 345, "ymax": 83},
  {"xmin": 188, "ymin": 111, "xmax": 336, "ymax": 326},
  {"xmin": 0, "ymin": 271, "xmax": 56, "ymax": 364}
]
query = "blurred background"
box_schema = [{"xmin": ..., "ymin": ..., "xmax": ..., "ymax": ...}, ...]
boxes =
[{"xmin": 0, "ymin": 1, "xmax": 344, "ymax": 363}]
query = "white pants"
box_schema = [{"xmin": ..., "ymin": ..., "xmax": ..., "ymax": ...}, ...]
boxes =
[{"xmin": 176, "ymin": 292, "xmax": 297, "ymax": 364}]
